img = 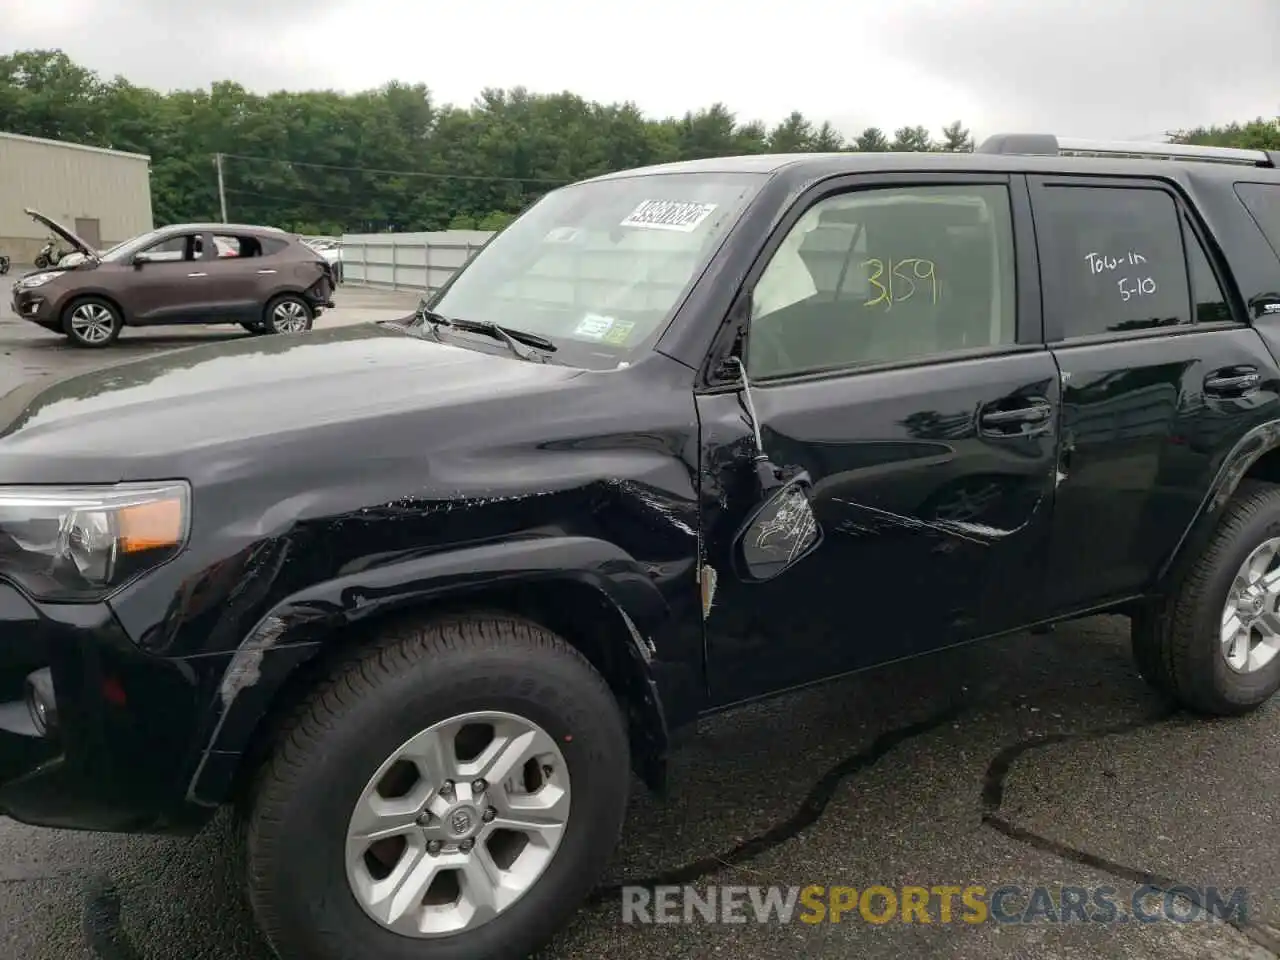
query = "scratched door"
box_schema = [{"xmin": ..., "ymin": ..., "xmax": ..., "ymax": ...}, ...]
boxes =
[{"xmin": 697, "ymin": 174, "xmax": 1063, "ymax": 706}]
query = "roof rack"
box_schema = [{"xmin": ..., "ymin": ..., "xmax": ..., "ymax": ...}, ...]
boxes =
[{"xmin": 976, "ymin": 133, "xmax": 1278, "ymax": 169}]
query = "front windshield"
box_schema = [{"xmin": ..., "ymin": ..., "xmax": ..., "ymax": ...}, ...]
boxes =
[
  {"xmin": 99, "ymin": 228, "xmax": 169, "ymax": 264},
  {"xmin": 429, "ymin": 171, "xmax": 768, "ymax": 364}
]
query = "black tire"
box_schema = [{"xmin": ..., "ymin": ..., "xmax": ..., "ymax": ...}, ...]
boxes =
[
  {"xmin": 1135, "ymin": 479, "xmax": 1280, "ymax": 715},
  {"xmin": 61, "ymin": 296, "xmax": 123, "ymax": 348},
  {"xmin": 263, "ymin": 293, "xmax": 314, "ymax": 335},
  {"xmin": 245, "ymin": 613, "xmax": 631, "ymax": 960},
  {"xmin": 1130, "ymin": 605, "xmax": 1175, "ymax": 702}
]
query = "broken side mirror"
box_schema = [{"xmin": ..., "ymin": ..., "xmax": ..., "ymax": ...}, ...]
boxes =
[
  {"xmin": 732, "ymin": 470, "xmax": 823, "ymax": 582},
  {"xmin": 724, "ymin": 353, "xmax": 824, "ymax": 582}
]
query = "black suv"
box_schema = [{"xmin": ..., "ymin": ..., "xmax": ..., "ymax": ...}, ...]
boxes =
[{"xmin": 2, "ymin": 134, "xmax": 1280, "ymax": 960}]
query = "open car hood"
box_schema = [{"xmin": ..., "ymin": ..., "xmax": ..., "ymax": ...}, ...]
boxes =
[{"xmin": 24, "ymin": 208, "xmax": 96, "ymax": 258}]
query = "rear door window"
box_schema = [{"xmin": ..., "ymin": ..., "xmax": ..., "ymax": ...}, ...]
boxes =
[
  {"xmin": 1031, "ymin": 182, "xmax": 1228, "ymax": 340},
  {"xmin": 1235, "ymin": 183, "xmax": 1280, "ymax": 262},
  {"xmin": 213, "ymin": 235, "xmax": 271, "ymax": 258}
]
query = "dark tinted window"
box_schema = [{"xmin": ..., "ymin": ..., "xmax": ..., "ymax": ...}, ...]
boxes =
[
  {"xmin": 1036, "ymin": 185, "xmax": 1192, "ymax": 339},
  {"xmin": 1184, "ymin": 216, "xmax": 1233, "ymax": 325},
  {"xmin": 1236, "ymin": 183, "xmax": 1280, "ymax": 262}
]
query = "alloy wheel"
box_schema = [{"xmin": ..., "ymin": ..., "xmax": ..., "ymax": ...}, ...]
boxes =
[
  {"xmin": 70, "ymin": 303, "xmax": 116, "ymax": 344},
  {"xmin": 1221, "ymin": 536, "xmax": 1280, "ymax": 674},
  {"xmin": 344, "ymin": 710, "xmax": 571, "ymax": 938},
  {"xmin": 272, "ymin": 300, "xmax": 309, "ymax": 333}
]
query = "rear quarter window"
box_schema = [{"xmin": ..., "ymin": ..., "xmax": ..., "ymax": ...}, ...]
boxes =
[{"xmin": 1235, "ymin": 183, "xmax": 1280, "ymax": 262}]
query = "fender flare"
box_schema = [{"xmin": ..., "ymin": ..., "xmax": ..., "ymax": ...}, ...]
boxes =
[
  {"xmin": 1157, "ymin": 418, "xmax": 1280, "ymax": 586},
  {"xmin": 185, "ymin": 535, "xmax": 674, "ymax": 805},
  {"xmin": 58, "ymin": 287, "xmax": 132, "ymax": 324}
]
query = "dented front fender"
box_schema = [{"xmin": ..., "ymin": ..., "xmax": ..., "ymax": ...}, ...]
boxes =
[{"xmin": 184, "ymin": 535, "xmax": 684, "ymax": 806}]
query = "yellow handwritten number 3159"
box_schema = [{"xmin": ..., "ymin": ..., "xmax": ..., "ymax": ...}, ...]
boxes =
[{"xmin": 862, "ymin": 257, "xmax": 938, "ymax": 309}]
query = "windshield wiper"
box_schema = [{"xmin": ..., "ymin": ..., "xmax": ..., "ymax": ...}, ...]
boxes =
[
  {"xmin": 451, "ymin": 318, "xmax": 556, "ymax": 354},
  {"xmin": 413, "ymin": 305, "xmax": 556, "ymax": 362}
]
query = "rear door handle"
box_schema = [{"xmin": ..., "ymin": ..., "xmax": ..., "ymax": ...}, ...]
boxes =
[
  {"xmin": 256, "ymin": 269, "xmax": 277, "ymax": 275},
  {"xmin": 979, "ymin": 397, "xmax": 1054, "ymax": 436},
  {"xmin": 1204, "ymin": 367, "xmax": 1261, "ymax": 397},
  {"xmin": 187, "ymin": 272, "xmax": 207, "ymax": 278}
]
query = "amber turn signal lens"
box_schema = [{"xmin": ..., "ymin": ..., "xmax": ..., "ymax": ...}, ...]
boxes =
[{"xmin": 117, "ymin": 497, "xmax": 185, "ymax": 554}]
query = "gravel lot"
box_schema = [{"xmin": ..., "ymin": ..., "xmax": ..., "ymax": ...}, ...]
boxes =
[{"xmin": 2, "ymin": 284, "xmax": 1279, "ymax": 960}]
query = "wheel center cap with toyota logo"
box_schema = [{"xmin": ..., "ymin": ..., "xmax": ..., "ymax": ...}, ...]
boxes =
[
  {"xmin": 449, "ymin": 807, "xmax": 477, "ymax": 837},
  {"xmin": 1240, "ymin": 593, "xmax": 1265, "ymax": 619}
]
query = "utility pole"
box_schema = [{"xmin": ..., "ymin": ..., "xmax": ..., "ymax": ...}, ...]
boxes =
[{"xmin": 215, "ymin": 153, "xmax": 228, "ymax": 223}]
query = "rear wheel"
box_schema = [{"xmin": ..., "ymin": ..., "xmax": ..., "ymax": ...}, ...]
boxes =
[
  {"xmin": 1134, "ymin": 480, "xmax": 1280, "ymax": 714},
  {"xmin": 62, "ymin": 296, "xmax": 122, "ymax": 348},
  {"xmin": 245, "ymin": 613, "xmax": 630, "ymax": 960},
  {"xmin": 264, "ymin": 294, "xmax": 314, "ymax": 335}
]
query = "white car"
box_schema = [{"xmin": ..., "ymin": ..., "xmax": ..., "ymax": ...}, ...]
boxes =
[{"xmin": 302, "ymin": 238, "xmax": 344, "ymax": 283}]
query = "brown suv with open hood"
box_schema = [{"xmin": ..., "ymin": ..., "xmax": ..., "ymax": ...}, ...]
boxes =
[{"xmin": 10, "ymin": 210, "xmax": 337, "ymax": 347}]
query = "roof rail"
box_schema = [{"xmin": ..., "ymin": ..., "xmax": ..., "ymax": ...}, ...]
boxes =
[{"xmin": 976, "ymin": 133, "xmax": 1278, "ymax": 168}]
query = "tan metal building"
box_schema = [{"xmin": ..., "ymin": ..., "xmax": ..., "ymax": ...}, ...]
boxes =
[{"xmin": 0, "ymin": 131, "xmax": 153, "ymax": 263}]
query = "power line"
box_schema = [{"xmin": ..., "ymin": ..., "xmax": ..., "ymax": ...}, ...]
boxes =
[
  {"xmin": 223, "ymin": 187, "xmax": 387, "ymax": 213},
  {"xmin": 218, "ymin": 152, "xmax": 571, "ymax": 186}
]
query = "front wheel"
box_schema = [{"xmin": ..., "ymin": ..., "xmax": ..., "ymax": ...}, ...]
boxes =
[
  {"xmin": 62, "ymin": 296, "xmax": 122, "ymax": 348},
  {"xmin": 245, "ymin": 613, "xmax": 631, "ymax": 960},
  {"xmin": 1135, "ymin": 480, "xmax": 1280, "ymax": 715},
  {"xmin": 264, "ymin": 294, "xmax": 314, "ymax": 335}
]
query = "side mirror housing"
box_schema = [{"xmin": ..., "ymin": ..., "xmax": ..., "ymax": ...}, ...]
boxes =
[
  {"xmin": 731, "ymin": 471, "xmax": 823, "ymax": 583},
  {"xmin": 131, "ymin": 253, "xmax": 152, "ymax": 267}
]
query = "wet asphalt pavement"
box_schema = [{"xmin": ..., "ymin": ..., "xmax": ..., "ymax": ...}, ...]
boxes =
[{"xmin": 2, "ymin": 285, "xmax": 1279, "ymax": 960}]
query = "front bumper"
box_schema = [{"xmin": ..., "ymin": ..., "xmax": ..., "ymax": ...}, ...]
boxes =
[
  {"xmin": 0, "ymin": 582, "xmax": 218, "ymax": 834},
  {"xmin": 9, "ymin": 283, "xmax": 59, "ymax": 329}
]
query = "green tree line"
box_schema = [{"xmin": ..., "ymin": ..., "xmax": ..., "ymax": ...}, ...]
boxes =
[{"xmin": 1, "ymin": 50, "xmax": 1276, "ymax": 235}]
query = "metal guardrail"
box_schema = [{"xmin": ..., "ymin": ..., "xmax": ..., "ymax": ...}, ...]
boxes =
[{"xmin": 338, "ymin": 231, "xmax": 495, "ymax": 293}]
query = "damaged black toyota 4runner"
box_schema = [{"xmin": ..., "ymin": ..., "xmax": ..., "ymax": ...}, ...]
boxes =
[{"xmin": 3, "ymin": 133, "xmax": 1280, "ymax": 959}]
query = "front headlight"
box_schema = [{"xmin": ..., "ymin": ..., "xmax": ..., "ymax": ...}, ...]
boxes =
[
  {"xmin": 0, "ymin": 482, "xmax": 190, "ymax": 601},
  {"xmin": 19, "ymin": 272, "xmax": 59, "ymax": 288}
]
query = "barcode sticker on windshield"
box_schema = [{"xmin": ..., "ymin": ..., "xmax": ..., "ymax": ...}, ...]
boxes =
[
  {"xmin": 620, "ymin": 200, "xmax": 717, "ymax": 232},
  {"xmin": 574, "ymin": 313, "xmax": 615, "ymax": 339}
]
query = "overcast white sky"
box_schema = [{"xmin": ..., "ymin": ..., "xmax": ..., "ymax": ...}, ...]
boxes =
[{"xmin": 4, "ymin": 0, "xmax": 1278, "ymax": 142}]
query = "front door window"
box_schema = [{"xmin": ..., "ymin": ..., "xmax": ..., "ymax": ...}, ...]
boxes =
[{"xmin": 747, "ymin": 184, "xmax": 1018, "ymax": 379}]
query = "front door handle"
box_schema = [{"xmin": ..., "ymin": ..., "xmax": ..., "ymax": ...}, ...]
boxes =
[
  {"xmin": 1204, "ymin": 366, "xmax": 1261, "ymax": 397},
  {"xmin": 187, "ymin": 272, "xmax": 207, "ymax": 278},
  {"xmin": 979, "ymin": 397, "xmax": 1054, "ymax": 437}
]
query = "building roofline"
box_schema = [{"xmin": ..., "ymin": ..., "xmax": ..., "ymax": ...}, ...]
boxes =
[{"xmin": 0, "ymin": 130, "xmax": 151, "ymax": 162}]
